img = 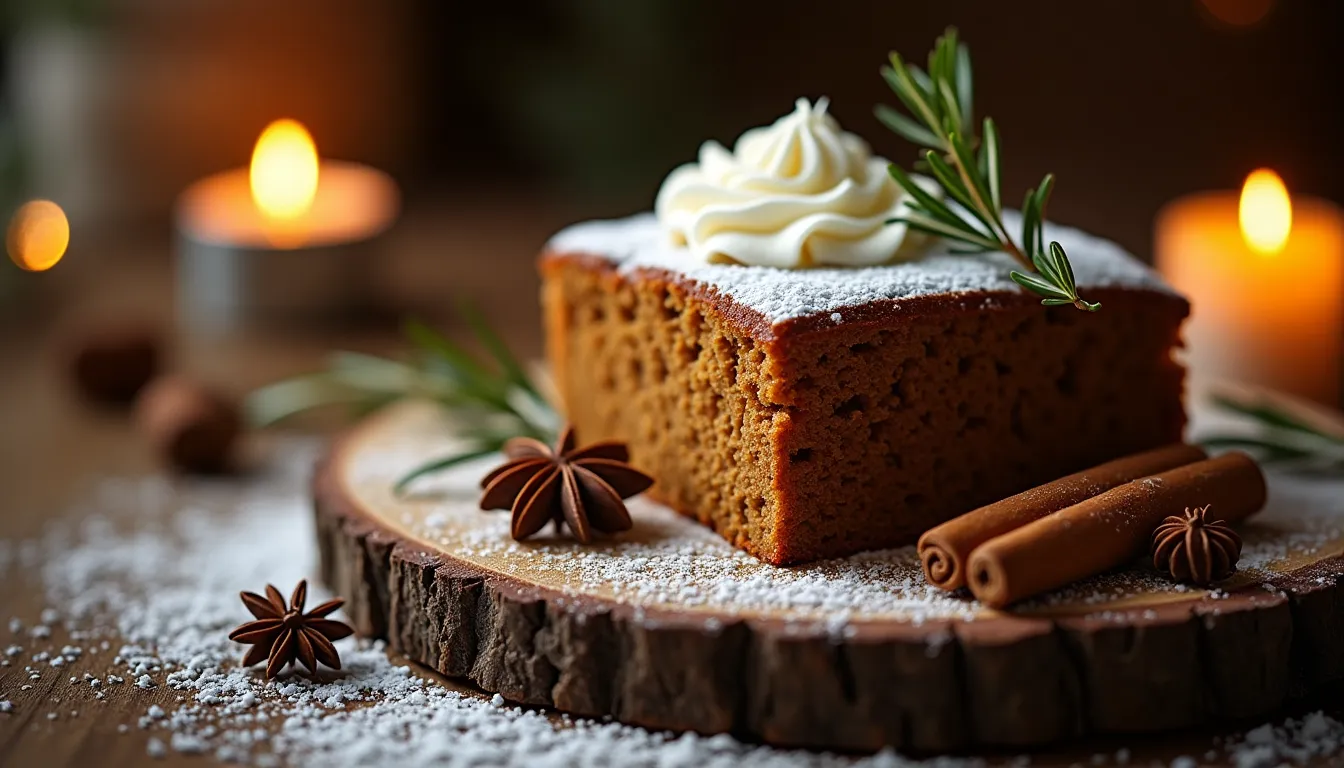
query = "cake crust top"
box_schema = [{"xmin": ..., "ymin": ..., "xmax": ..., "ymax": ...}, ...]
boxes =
[{"xmin": 546, "ymin": 212, "xmax": 1178, "ymax": 331}]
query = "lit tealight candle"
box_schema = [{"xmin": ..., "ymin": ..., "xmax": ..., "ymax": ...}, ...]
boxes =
[
  {"xmin": 1156, "ymin": 170, "xmax": 1344, "ymax": 404},
  {"xmin": 176, "ymin": 119, "xmax": 399, "ymax": 333}
]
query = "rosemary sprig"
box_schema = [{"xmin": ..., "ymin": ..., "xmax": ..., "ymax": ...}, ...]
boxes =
[
  {"xmin": 1200, "ymin": 392, "xmax": 1344, "ymax": 473},
  {"xmin": 245, "ymin": 308, "xmax": 560, "ymax": 492},
  {"xmin": 876, "ymin": 28, "xmax": 1100, "ymax": 312}
]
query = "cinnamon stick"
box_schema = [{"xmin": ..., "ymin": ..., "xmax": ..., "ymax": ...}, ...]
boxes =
[
  {"xmin": 918, "ymin": 443, "xmax": 1207, "ymax": 591},
  {"xmin": 966, "ymin": 452, "xmax": 1266, "ymax": 609}
]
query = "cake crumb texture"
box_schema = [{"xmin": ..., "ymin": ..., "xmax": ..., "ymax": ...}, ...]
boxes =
[{"xmin": 543, "ymin": 255, "xmax": 1187, "ymax": 564}]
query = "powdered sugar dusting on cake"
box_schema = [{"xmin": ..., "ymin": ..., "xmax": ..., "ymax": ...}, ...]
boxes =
[{"xmin": 547, "ymin": 213, "xmax": 1175, "ymax": 326}]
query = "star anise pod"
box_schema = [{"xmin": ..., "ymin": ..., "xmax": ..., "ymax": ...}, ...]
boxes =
[
  {"xmin": 1151, "ymin": 505, "xmax": 1243, "ymax": 586},
  {"xmin": 480, "ymin": 426, "xmax": 654, "ymax": 542},
  {"xmin": 228, "ymin": 580, "xmax": 354, "ymax": 679}
]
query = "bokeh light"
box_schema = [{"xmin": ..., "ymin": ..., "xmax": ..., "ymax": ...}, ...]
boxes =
[
  {"xmin": 1199, "ymin": 0, "xmax": 1275, "ymax": 28},
  {"xmin": 6, "ymin": 200, "xmax": 71, "ymax": 272}
]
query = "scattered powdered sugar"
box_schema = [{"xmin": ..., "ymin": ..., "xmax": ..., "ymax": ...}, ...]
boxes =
[
  {"xmin": 1237, "ymin": 471, "xmax": 1344, "ymax": 570},
  {"xmin": 7, "ymin": 438, "xmax": 973, "ymax": 766},
  {"xmin": 4, "ymin": 430, "xmax": 1342, "ymax": 765},
  {"xmin": 1221, "ymin": 711, "xmax": 1344, "ymax": 767},
  {"xmin": 546, "ymin": 213, "xmax": 1174, "ymax": 326},
  {"xmin": 361, "ymin": 409, "xmax": 1344, "ymax": 627},
  {"xmin": 356, "ymin": 416, "xmax": 978, "ymax": 627}
]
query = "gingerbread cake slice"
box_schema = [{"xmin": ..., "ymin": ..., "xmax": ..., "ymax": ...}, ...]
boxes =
[{"xmin": 540, "ymin": 213, "xmax": 1187, "ymax": 565}]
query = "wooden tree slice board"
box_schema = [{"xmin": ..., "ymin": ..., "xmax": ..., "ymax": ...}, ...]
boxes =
[{"xmin": 314, "ymin": 400, "xmax": 1344, "ymax": 753}]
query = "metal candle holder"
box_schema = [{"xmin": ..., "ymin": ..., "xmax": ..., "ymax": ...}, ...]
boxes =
[{"xmin": 174, "ymin": 163, "xmax": 398, "ymax": 335}]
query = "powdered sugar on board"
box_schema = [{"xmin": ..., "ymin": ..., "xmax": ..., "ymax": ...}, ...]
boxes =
[
  {"xmin": 546, "ymin": 212, "xmax": 1175, "ymax": 326},
  {"xmin": 6, "ymin": 440, "xmax": 922, "ymax": 766},
  {"xmin": 3, "ymin": 435, "xmax": 1342, "ymax": 765},
  {"xmin": 353, "ymin": 404, "xmax": 1344, "ymax": 628}
]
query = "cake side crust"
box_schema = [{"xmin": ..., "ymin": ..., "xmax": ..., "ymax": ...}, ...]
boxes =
[{"xmin": 542, "ymin": 251, "xmax": 1188, "ymax": 564}]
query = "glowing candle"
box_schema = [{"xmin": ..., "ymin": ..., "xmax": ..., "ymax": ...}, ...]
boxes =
[
  {"xmin": 175, "ymin": 119, "xmax": 399, "ymax": 333},
  {"xmin": 1156, "ymin": 170, "xmax": 1344, "ymax": 404}
]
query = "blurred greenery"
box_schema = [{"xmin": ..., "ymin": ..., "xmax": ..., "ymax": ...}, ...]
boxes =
[
  {"xmin": 463, "ymin": 1, "xmax": 712, "ymax": 201},
  {"xmin": 0, "ymin": 112, "xmax": 26, "ymax": 305},
  {"xmin": 0, "ymin": 114, "xmax": 26, "ymax": 209},
  {"xmin": 2, "ymin": 0, "xmax": 106, "ymax": 31}
]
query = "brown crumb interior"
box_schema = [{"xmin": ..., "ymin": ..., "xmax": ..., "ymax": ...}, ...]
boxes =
[{"xmin": 542, "ymin": 256, "xmax": 1187, "ymax": 565}]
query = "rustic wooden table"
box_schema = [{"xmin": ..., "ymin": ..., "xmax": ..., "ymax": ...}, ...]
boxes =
[
  {"xmin": 0, "ymin": 201, "xmax": 564, "ymax": 766},
  {"xmin": 0, "ymin": 209, "xmax": 1340, "ymax": 767}
]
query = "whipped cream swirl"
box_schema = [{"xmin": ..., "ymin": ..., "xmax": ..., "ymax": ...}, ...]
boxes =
[{"xmin": 655, "ymin": 98, "xmax": 930, "ymax": 268}]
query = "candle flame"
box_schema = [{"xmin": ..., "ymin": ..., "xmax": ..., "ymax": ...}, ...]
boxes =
[
  {"xmin": 1238, "ymin": 169, "xmax": 1292, "ymax": 255},
  {"xmin": 6, "ymin": 200, "xmax": 69, "ymax": 272},
  {"xmin": 250, "ymin": 119, "xmax": 319, "ymax": 220}
]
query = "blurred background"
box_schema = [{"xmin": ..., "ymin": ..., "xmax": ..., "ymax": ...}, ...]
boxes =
[
  {"xmin": 0, "ymin": 0, "xmax": 1341, "ymax": 422},
  {"xmin": 1, "ymin": 4, "xmax": 1341, "ymax": 757}
]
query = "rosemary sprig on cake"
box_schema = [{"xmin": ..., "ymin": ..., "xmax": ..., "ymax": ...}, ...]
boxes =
[
  {"xmin": 877, "ymin": 28, "xmax": 1100, "ymax": 312},
  {"xmin": 246, "ymin": 309, "xmax": 560, "ymax": 490}
]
